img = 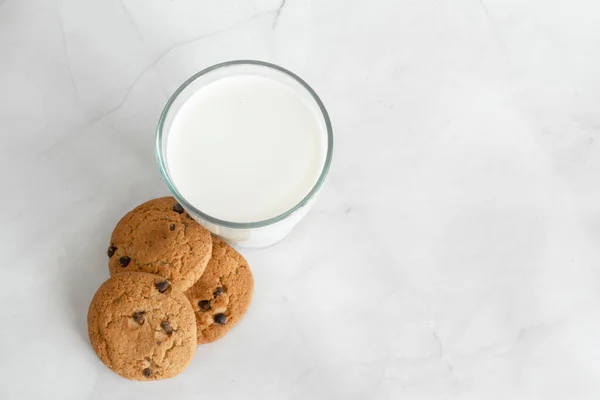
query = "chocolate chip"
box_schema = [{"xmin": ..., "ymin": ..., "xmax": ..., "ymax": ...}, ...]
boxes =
[
  {"xmin": 169, "ymin": 224, "xmax": 175, "ymax": 231},
  {"xmin": 161, "ymin": 320, "xmax": 173, "ymax": 335},
  {"xmin": 213, "ymin": 287, "xmax": 224, "ymax": 297},
  {"xmin": 143, "ymin": 368, "xmax": 152, "ymax": 377},
  {"xmin": 155, "ymin": 280, "xmax": 170, "ymax": 293},
  {"xmin": 132, "ymin": 311, "xmax": 145, "ymax": 325},
  {"xmin": 119, "ymin": 256, "xmax": 130, "ymax": 267},
  {"xmin": 172, "ymin": 203, "xmax": 184, "ymax": 214},
  {"xmin": 186, "ymin": 213, "xmax": 193, "ymax": 219},
  {"xmin": 198, "ymin": 300, "xmax": 211, "ymax": 311},
  {"xmin": 107, "ymin": 246, "xmax": 116, "ymax": 257},
  {"xmin": 214, "ymin": 313, "xmax": 227, "ymax": 325}
]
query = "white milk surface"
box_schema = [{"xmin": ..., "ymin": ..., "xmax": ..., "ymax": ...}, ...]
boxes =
[{"xmin": 166, "ymin": 75, "xmax": 327, "ymax": 223}]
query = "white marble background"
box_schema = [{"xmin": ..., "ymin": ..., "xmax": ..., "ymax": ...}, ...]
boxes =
[{"xmin": 1, "ymin": 0, "xmax": 600, "ymax": 399}]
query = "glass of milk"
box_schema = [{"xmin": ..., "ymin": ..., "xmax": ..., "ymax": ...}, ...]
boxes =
[{"xmin": 156, "ymin": 60, "xmax": 333, "ymax": 248}]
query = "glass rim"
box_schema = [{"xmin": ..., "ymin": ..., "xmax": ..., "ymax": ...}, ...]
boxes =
[{"xmin": 155, "ymin": 60, "xmax": 334, "ymax": 229}]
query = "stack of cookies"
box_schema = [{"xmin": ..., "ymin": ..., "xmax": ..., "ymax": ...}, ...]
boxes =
[{"xmin": 87, "ymin": 197, "xmax": 254, "ymax": 381}]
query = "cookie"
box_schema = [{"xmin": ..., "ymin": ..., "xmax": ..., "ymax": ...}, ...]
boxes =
[
  {"xmin": 185, "ymin": 236, "xmax": 254, "ymax": 344},
  {"xmin": 87, "ymin": 272, "xmax": 197, "ymax": 381},
  {"xmin": 107, "ymin": 197, "xmax": 212, "ymax": 291}
]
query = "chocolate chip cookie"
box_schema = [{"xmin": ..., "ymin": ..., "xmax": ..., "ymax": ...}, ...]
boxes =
[
  {"xmin": 185, "ymin": 236, "xmax": 254, "ymax": 344},
  {"xmin": 107, "ymin": 197, "xmax": 212, "ymax": 291},
  {"xmin": 87, "ymin": 272, "xmax": 197, "ymax": 380}
]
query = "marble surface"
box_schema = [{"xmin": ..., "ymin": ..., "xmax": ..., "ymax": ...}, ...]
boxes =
[{"xmin": 1, "ymin": 0, "xmax": 600, "ymax": 398}]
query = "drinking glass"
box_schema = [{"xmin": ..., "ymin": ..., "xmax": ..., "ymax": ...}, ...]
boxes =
[{"xmin": 156, "ymin": 60, "xmax": 333, "ymax": 248}]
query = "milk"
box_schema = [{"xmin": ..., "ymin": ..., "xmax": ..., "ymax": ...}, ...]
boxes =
[{"xmin": 166, "ymin": 74, "xmax": 328, "ymax": 224}]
